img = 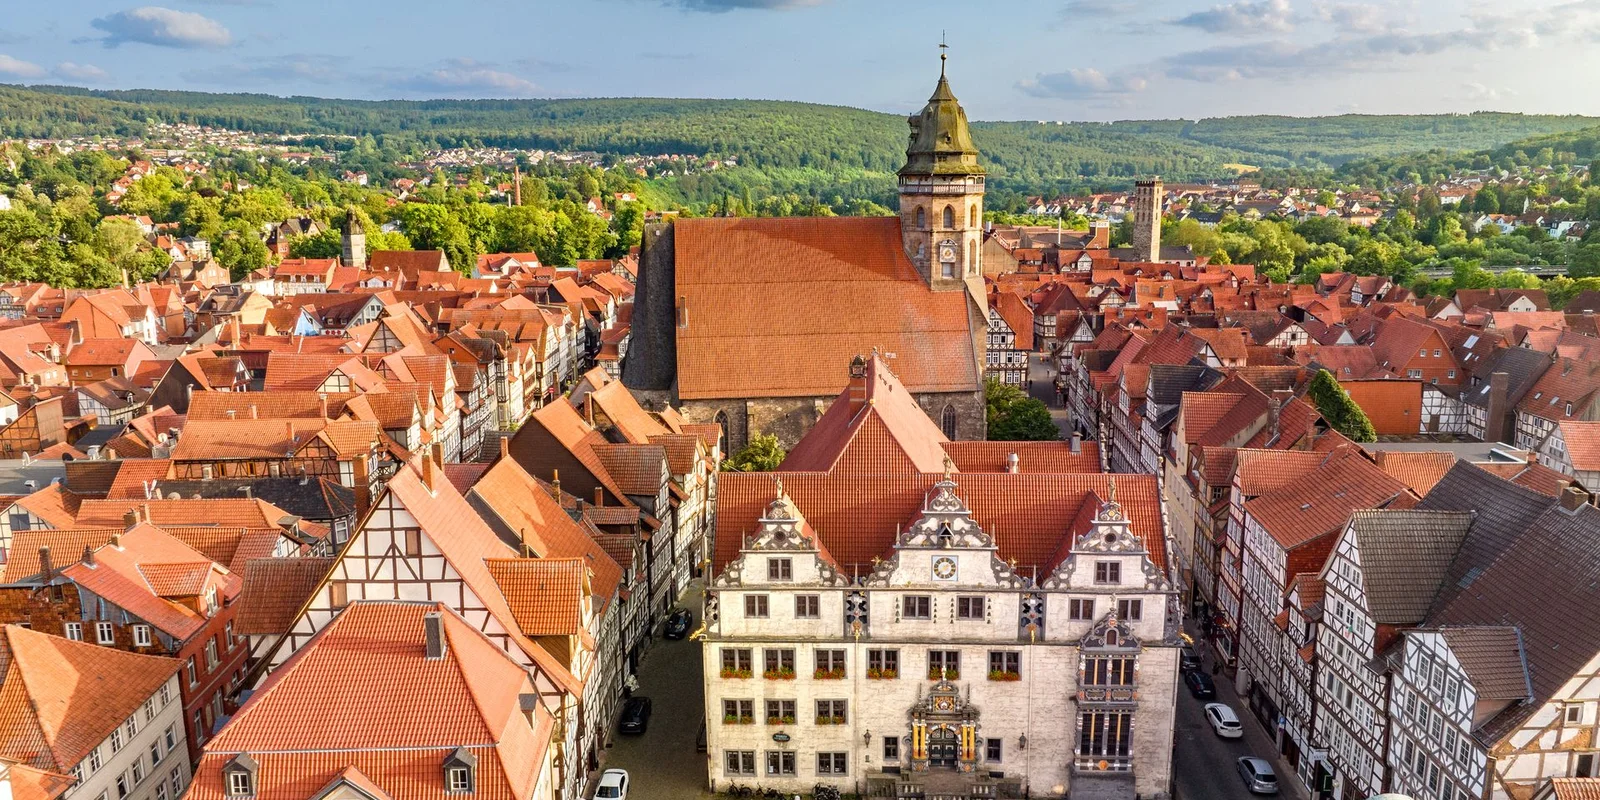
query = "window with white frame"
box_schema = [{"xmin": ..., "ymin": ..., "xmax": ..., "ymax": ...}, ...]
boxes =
[
  {"xmin": 133, "ymin": 625, "xmax": 152, "ymax": 647},
  {"xmin": 96, "ymin": 621, "xmax": 115, "ymax": 644},
  {"xmin": 64, "ymin": 622, "xmax": 82, "ymax": 641}
]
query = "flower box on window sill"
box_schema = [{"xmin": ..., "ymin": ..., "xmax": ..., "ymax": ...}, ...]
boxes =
[
  {"xmin": 988, "ymin": 670, "xmax": 1022, "ymax": 682},
  {"xmin": 720, "ymin": 668, "xmax": 752, "ymax": 680},
  {"xmin": 817, "ymin": 716, "xmax": 847, "ymax": 726},
  {"xmin": 867, "ymin": 668, "xmax": 899, "ymax": 680},
  {"xmin": 929, "ymin": 669, "xmax": 959, "ymax": 681},
  {"xmin": 723, "ymin": 715, "xmax": 755, "ymax": 725},
  {"xmin": 814, "ymin": 668, "xmax": 845, "ymax": 680},
  {"xmin": 766, "ymin": 716, "xmax": 796, "ymax": 726},
  {"xmin": 763, "ymin": 668, "xmax": 796, "ymax": 680}
]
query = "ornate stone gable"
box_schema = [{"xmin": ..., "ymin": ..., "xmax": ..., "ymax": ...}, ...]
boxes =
[
  {"xmin": 1041, "ymin": 490, "xmax": 1172, "ymax": 592},
  {"xmin": 862, "ymin": 474, "xmax": 1024, "ymax": 589},
  {"xmin": 712, "ymin": 483, "xmax": 849, "ymax": 589}
]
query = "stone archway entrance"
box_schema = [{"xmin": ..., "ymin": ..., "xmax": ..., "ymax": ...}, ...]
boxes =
[{"xmin": 909, "ymin": 678, "xmax": 980, "ymax": 773}]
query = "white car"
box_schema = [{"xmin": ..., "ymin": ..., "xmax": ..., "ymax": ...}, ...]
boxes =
[
  {"xmin": 1205, "ymin": 702, "xmax": 1244, "ymax": 739},
  {"xmin": 594, "ymin": 770, "xmax": 629, "ymax": 800}
]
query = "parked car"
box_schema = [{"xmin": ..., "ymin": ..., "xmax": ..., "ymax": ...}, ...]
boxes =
[
  {"xmin": 1179, "ymin": 645, "xmax": 1203, "ymax": 672},
  {"xmin": 664, "ymin": 608, "xmax": 692, "ymax": 640},
  {"xmin": 594, "ymin": 770, "xmax": 629, "ymax": 799},
  {"xmin": 1185, "ymin": 670, "xmax": 1217, "ymax": 699},
  {"xmin": 1204, "ymin": 703, "xmax": 1244, "ymax": 738},
  {"xmin": 1236, "ymin": 757, "xmax": 1279, "ymax": 795},
  {"xmin": 618, "ymin": 696, "xmax": 652, "ymax": 734}
]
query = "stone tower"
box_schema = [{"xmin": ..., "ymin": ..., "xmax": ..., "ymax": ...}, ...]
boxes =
[
  {"xmin": 899, "ymin": 52, "xmax": 985, "ymax": 308},
  {"xmin": 341, "ymin": 207, "xmax": 367, "ymax": 269},
  {"xmin": 1132, "ymin": 177, "xmax": 1163, "ymax": 263}
]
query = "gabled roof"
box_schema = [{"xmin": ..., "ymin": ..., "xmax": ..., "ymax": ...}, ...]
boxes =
[
  {"xmin": 1416, "ymin": 461, "xmax": 1558, "ymax": 610},
  {"xmin": 235, "ymin": 557, "xmax": 335, "ymax": 636},
  {"xmin": 0, "ymin": 625, "xmax": 181, "ymax": 773},
  {"xmin": 670, "ymin": 217, "xmax": 978, "ymax": 400},
  {"xmin": 1342, "ymin": 509, "xmax": 1475, "ymax": 625},
  {"xmin": 484, "ymin": 558, "xmax": 587, "ymax": 637},
  {"xmin": 1372, "ymin": 450, "xmax": 1457, "ymax": 495},
  {"xmin": 60, "ymin": 523, "xmax": 240, "ymax": 640},
  {"xmin": 780, "ymin": 355, "xmax": 951, "ymax": 474},
  {"xmin": 1433, "ymin": 626, "xmax": 1532, "ymax": 701},
  {"xmin": 1559, "ymin": 421, "xmax": 1600, "ymax": 472},
  {"xmin": 1245, "ymin": 455, "xmax": 1413, "ymax": 550}
]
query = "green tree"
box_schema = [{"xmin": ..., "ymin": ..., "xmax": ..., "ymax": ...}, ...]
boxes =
[
  {"xmin": 1305, "ymin": 370, "xmax": 1377, "ymax": 443},
  {"xmin": 985, "ymin": 379, "xmax": 1060, "ymax": 441},
  {"xmin": 289, "ymin": 229, "xmax": 343, "ymax": 259},
  {"xmin": 723, "ymin": 434, "xmax": 786, "ymax": 472}
]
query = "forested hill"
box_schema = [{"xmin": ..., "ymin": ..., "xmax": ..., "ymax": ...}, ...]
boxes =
[{"xmin": 5, "ymin": 83, "xmax": 1599, "ymax": 197}]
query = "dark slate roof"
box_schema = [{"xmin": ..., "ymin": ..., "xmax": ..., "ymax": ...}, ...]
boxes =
[
  {"xmin": 1462, "ymin": 346, "xmax": 1553, "ymax": 409},
  {"xmin": 1427, "ymin": 503, "xmax": 1600, "ymax": 742},
  {"xmin": 1416, "ymin": 461, "xmax": 1557, "ymax": 610},
  {"xmin": 150, "ymin": 477, "xmax": 356, "ymax": 521},
  {"xmin": 1436, "ymin": 626, "xmax": 1532, "ymax": 702},
  {"xmin": 1145, "ymin": 364, "xmax": 1224, "ymax": 430},
  {"xmin": 1346, "ymin": 509, "xmax": 1475, "ymax": 625}
]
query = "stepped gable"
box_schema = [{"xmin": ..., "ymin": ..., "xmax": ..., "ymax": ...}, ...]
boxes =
[{"xmin": 671, "ymin": 216, "xmax": 977, "ymax": 400}]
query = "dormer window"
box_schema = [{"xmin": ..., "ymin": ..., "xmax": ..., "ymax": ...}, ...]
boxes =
[
  {"xmin": 444, "ymin": 748, "xmax": 477, "ymax": 794},
  {"xmin": 223, "ymin": 753, "xmax": 258, "ymax": 797}
]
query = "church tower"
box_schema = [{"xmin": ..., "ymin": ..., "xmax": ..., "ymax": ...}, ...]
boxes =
[
  {"xmin": 1132, "ymin": 177, "xmax": 1163, "ymax": 263},
  {"xmin": 341, "ymin": 207, "xmax": 367, "ymax": 269},
  {"xmin": 899, "ymin": 49, "xmax": 985, "ymax": 307}
]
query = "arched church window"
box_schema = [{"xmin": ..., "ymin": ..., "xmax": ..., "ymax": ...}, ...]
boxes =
[
  {"xmin": 915, "ymin": 207, "xmax": 926, "ymax": 229},
  {"xmin": 968, "ymin": 244, "xmax": 976, "ymax": 275},
  {"xmin": 714, "ymin": 411, "xmax": 730, "ymax": 454},
  {"xmin": 942, "ymin": 205, "xmax": 955, "ymax": 229},
  {"xmin": 969, "ymin": 204, "xmax": 978, "ymax": 227},
  {"xmin": 941, "ymin": 405, "xmax": 958, "ymax": 439}
]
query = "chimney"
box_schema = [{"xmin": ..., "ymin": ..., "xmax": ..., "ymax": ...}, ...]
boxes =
[
  {"xmin": 81, "ymin": 544, "xmax": 95, "ymax": 568},
  {"xmin": 1268, "ymin": 388, "xmax": 1292, "ymax": 439},
  {"xmin": 421, "ymin": 454, "xmax": 438, "ymax": 493},
  {"xmin": 1562, "ymin": 484, "xmax": 1589, "ymax": 512},
  {"xmin": 513, "ymin": 166, "xmax": 522, "ymax": 207},
  {"xmin": 594, "ymin": 487, "xmax": 604, "ymax": 507},
  {"xmin": 37, "ymin": 546, "xmax": 52, "ymax": 582},
  {"xmin": 249, "ymin": 404, "xmax": 258, "ymax": 420},
  {"xmin": 1485, "ymin": 370, "xmax": 1511, "ymax": 444},
  {"xmin": 1005, "ymin": 452, "xmax": 1020, "ymax": 474},
  {"xmin": 846, "ymin": 355, "xmax": 870, "ymax": 417},
  {"xmin": 549, "ymin": 470, "xmax": 562, "ymax": 501},
  {"xmin": 123, "ymin": 509, "xmax": 140, "ymax": 528},
  {"xmin": 111, "ymin": 532, "xmax": 124, "ymax": 549},
  {"xmin": 423, "ymin": 611, "xmax": 446, "ymax": 660},
  {"xmin": 319, "ymin": 393, "xmax": 329, "ymax": 419},
  {"xmin": 431, "ymin": 442, "xmax": 445, "ymax": 469},
  {"xmin": 353, "ymin": 454, "xmax": 372, "ymax": 514},
  {"xmin": 1070, "ymin": 432, "xmax": 1083, "ymax": 454},
  {"xmin": 499, "ymin": 434, "xmax": 509, "ymax": 460},
  {"xmin": 225, "ymin": 409, "xmax": 236, "ymax": 420},
  {"xmin": 285, "ymin": 421, "xmax": 296, "ymax": 447}
]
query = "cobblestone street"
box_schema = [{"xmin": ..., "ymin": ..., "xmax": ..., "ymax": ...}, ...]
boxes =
[{"xmin": 597, "ymin": 592, "xmax": 711, "ymax": 799}]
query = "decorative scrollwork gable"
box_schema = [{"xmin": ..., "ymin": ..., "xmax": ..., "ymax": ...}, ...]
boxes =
[
  {"xmin": 1081, "ymin": 610, "xmax": 1140, "ymax": 651},
  {"xmin": 897, "ymin": 477, "xmax": 994, "ymax": 551}
]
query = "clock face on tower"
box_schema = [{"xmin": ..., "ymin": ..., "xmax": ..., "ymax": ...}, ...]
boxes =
[
  {"xmin": 938, "ymin": 240, "xmax": 957, "ymax": 264},
  {"xmin": 931, "ymin": 555, "xmax": 958, "ymax": 582}
]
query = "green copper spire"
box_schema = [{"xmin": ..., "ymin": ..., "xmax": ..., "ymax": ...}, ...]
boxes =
[{"xmin": 899, "ymin": 47, "xmax": 983, "ymax": 178}]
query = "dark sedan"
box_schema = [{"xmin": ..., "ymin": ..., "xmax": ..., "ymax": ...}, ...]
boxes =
[
  {"xmin": 1185, "ymin": 670, "xmax": 1217, "ymax": 700},
  {"xmin": 618, "ymin": 696, "xmax": 652, "ymax": 734},
  {"xmin": 664, "ymin": 608, "xmax": 692, "ymax": 640}
]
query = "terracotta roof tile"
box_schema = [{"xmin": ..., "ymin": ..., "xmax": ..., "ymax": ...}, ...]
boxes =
[
  {"xmin": 484, "ymin": 558, "xmax": 587, "ymax": 637},
  {"xmin": 1373, "ymin": 450, "xmax": 1457, "ymax": 495},
  {"xmin": 1245, "ymin": 454, "xmax": 1412, "ymax": 548},
  {"xmin": 673, "ymin": 217, "xmax": 978, "ymax": 399},
  {"xmin": 234, "ymin": 557, "xmax": 334, "ymax": 636}
]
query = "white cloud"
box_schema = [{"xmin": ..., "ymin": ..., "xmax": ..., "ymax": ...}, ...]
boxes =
[
  {"xmin": 0, "ymin": 54, "xmax": 46, "ymax": 79},
  {"xmin": 185, "ymin": 54, "xmax": 345, "ymax": 86},
  {"xmin": 1462, "ymin": 82, "xmax": 1516, "ymax": 103},
  {"xmin": 1173, "ymin": 0, "xmax": 1295, "ymax": 34},
  {"xmin": 91, "ymin": 6, "xmax": 233, "ymax": 49},
  {"xmin": 393, "ymin": 59, "xmax": 541, "ymax": 98},
  {"xmin": 54, "ymin": 62, "xmax": 110, "ymax": 81},
  {"xmin": 1018, "ymin": 67, "xmax": 1148, "ymax": 100}
]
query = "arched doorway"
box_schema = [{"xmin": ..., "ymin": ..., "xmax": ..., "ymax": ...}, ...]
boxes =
[{"xmin": 928, "ymin": 727, "xmax": 959, "ymax": 768}]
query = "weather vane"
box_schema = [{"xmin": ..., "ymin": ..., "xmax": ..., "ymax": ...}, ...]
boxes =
[{"xmin": 939, "ymin": 32, "xmax": 948, "ymax": 75}]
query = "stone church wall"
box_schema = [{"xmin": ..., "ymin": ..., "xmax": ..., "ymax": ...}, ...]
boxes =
[{"xmin": 678, "ymin": 386, "xmax": 985, "ymax": 454}]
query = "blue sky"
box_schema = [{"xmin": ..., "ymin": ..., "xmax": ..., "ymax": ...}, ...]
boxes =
[{"xmin": 1, "ymin": 0, "xmax": 1596, "ymax": 121}]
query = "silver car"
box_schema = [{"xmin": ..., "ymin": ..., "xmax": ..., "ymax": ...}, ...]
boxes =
[{"xmin": 1236, "ymin": 757, "xmax": 1279, "ymax": 794}]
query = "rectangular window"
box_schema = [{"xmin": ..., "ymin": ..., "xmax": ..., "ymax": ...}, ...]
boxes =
[
  {"xmin": 765, "ymin": 751, "xmax": 795, "ymax": 777},
  {"xmin": 187, "ymin": 658, "xmax": 197, "ymax": 686},
  {"xmin": 744, "ymin": 595, "xmax": 769, "ymax": 618},
  {"xmin": 160, "ymin": 684, "xmax": 171, "ymax": 707},
  {"xmin": 164, "ymin": 725, "xmax": 176, "ymax": 752},
  {"xmin": 116, "ymin": 774, "xmax": 130, "ymax": 800},
  {"xmin": 1117, "ymin": 598, "xmax": 1144, "ymax": 621},
  {"xmin": 1069, "ymin": 599, "xmax": 1095, "ymax": 620},
  {"xmin": 722, "ymin": 699, "xmax": 753, "ymax": 724},
  {"xmin": 404, "ymin": 529, "xmax": 422, "ymax": 557},
  {"xmin": 1085, "ymin": 657, "xmax": 1136, "ymax": 686},
  {"xmin": 144, "ymin": 698, "xmax": 154, "ymax": 722},
  {"xmin": 1568, "ymin": 705, "xmax": 1586, "ymax": 725},
  {"xmin": 224, "ymin": 621, "xmax": 235, "ymax": 647},
  {"xmin": 97, "ymin": 621, "xmax": 115, "ymax": 644},
  {"xmin": 868, "ymin": 649, "xmax": 899, "ymax": 678},
  {"xmin": 956, "ymin": 597, "xmax": 985, "ymax": 620},
  {"xmin": 133, "ymin": 625, "xmax": 152, "ymax": 648},
  {"xmin": 193, "ymin": 710, "xmax": 205, "ymax": 743},
  {"xmin": 64, "ymin": 622, "xmax": 82, "ymax": 641},
  {"xmin": 225, "ymin": 772, "xmax": 250, "ymax": 797},
  {"xmin": 815, "ymin": 699, "xmax": 848, "ymax": 725},
  {"xmin": 156, "ymin": 784, "xmax": 168, "ymax": 800},
  {"xmin": 794, "ymin": 595, "xmax": 820, "ymax": 619},
  {"xmin": 1078, "ymin": 710, "xmax": 1133, "ymax": 759},
  {"xmin": 446, "ymin": 768, "xmax": 471, "ymax": 793},
  {"xmin": 815, "ymin": 649, "xmax": 846, "ymax": 678},
  {"xmin": 929, "ymin": 650, "xmax": 960, "ymax": 680},
  {"xmin": 131, "ymin": 757, "xmax": 144, "ymax": 785},
  {"xmin": 329, "ymin": 582, "xmax": 348, "ymax": 609},
  {"xmin": 724, "ymin": 750, "xmax": 756, "ymax": 777},
  {"xmin": 110, "ymin": 728, "xmax": 123, "ymax": 753},
  {"xmin": 205, "ymin": 639, "xmax": 219, "ymax": 669},
  {"xmin": 766, "ymin": 558, "xmax": 792, "ymax": 581},
  {"xmin": 169, "ymin": 769, "xmax": 183, "ymax": 797},
  {"xmin": 903, "ymin": 595, "xmax": 932, "ymax": 620},
  {"xmin": 721, "ymin": 648, "xmax": 752, "ymax": 676},
  {"xmin": 988, "ymin": 651, "xmax": 1021, "ymax": 679},
  {"xmin": 765, "ymin": 699, "xmax": 795, "ymax": 725},
  {"xmin": 817, "ymin": 752, "xmax": 848, "ymax": 775},
  {"xmin": 986, "ymin": 738, "xmax": 1003, "ymax": 762},
  {"xmin": 126, "ymin": 717, "xmax": 138, "ymax": 737},
  {"xmin": 150, "ymin": 740, "xmax": 163, "ymax": 766},
  {"xmin": 1094, "ymin": 562, "xmax": 1121, "ymax": 585},
  {"xmin": 89, "ymin": 747, "xmax": 102, "ymax": 772},
  {"xmin": 763, "ymin": 648, "xmax": 794, "ymax": 677}
]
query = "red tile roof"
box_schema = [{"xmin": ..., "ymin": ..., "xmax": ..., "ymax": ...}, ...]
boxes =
[
  {"xmin": 1373, "ymin": 450, "xmax": 1457, "ymax": 495},
  {"xmin": 672, "ymin": 217, "xmax": 978, "ymax": 399}
]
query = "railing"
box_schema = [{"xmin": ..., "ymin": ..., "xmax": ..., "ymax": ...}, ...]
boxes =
[
  {"xmin": 1079, "ymin": 686, "xmax": 1138, "ymax": 703},
  {"xmin": 1074, "ymin": 756, "xmax": 1134, "ymax": 772}
]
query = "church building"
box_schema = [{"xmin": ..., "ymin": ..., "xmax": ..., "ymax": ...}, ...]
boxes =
[
  {"xmin": 624, "ymin": 58, "xmax": 991, "ymax": 451},
  {"xmin": 701, "ymin": 354, "xmax": 1179, "ymax": 799}
]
